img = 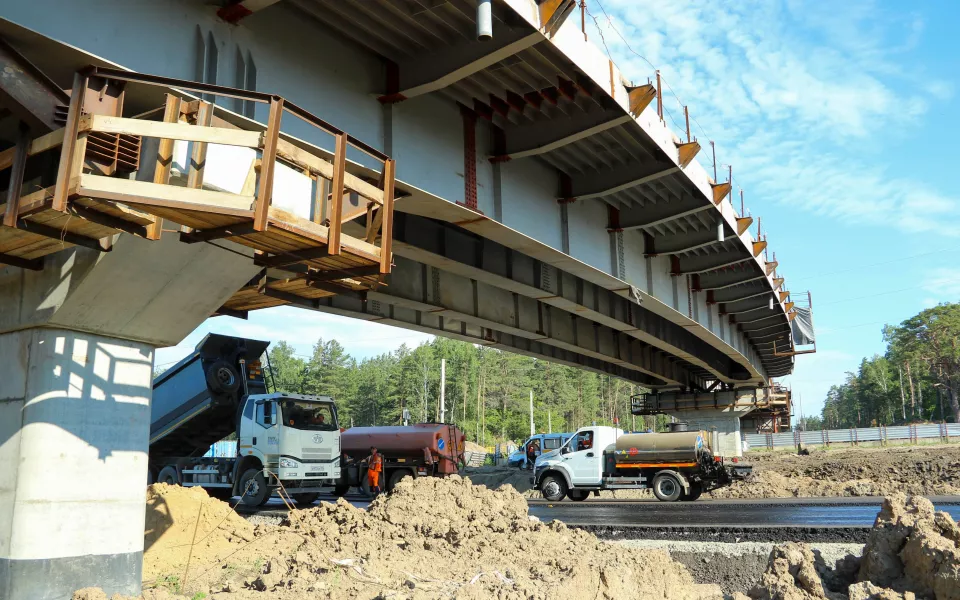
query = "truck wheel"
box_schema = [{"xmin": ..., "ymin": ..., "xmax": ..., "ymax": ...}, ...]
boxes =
[
  {"xmin": 157, "ymin": 466, "xmax": 179, "ymax": 485},
  {"xmin": 207, "ymin": 488, "xmax": 234, "ymax": 501},
  {"xmin": 652, "ymin": 472, "xmax": 683, "ymax": 502},
  {"xmin": 239, "ymin": 469, "xmax": 269, "ymax": 506},
  {"xmin": 333, "ymin": 483, "xmax": 350, "ymax": 497},
  {"xmin": 387, "ymin": 469, "xmax": 412, "ymax": 492},
  {"xmin": 540, "ymin": 474, "xmax": 567, "ymax": 502},
  {"xmin": 293, "ymin": 493, "xmax": 319, "ymax": 506},
  {"xmin": 206, "ymin": 361, "xmax": 240, "ymax": 395},
  {"xmin": 680, "ymin": 482, "xmax": 703, "ymax": 502},
  {"xmin": 567, "ymin": 489, "xmax": 589, "ymax": 502}
]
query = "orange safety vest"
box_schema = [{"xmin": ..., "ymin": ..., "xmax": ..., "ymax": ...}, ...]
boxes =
[{"xmin": 368, "ymin": 453, "xmax": 383, "ymax": 474}]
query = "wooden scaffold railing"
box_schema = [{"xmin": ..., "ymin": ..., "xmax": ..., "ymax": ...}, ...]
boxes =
[{"xmin": 0, "ymin": 66, "xmax": 397, "ymax": 308}]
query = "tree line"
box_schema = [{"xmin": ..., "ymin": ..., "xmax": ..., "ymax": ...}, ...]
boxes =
[
  {"xmin": 262, "ymin": 336, "xmax": 669, "ymax": 445},
  {"xmin": 814, "ymin": 302, "xmax": 960, "ymax": 429}
]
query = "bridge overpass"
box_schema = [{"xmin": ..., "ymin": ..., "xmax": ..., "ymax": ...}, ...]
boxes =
[{"xmin": 0, "ymin": 1, "xmax": 811, "ymax": 597}]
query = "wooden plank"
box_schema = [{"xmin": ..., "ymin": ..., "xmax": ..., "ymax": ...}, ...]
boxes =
[
  {"xmin": 78, "ymin": 174, "xmax": 255, "ymax": 217},
  {"xmin": 379, "ymin": 158, "xmax": 396, "ymax": 274},
  {"xmin": 74, "ymin": 197, "xmax": 154, "ymax": 225},
  {"xmin": 180, "ymin": 223, "xmax": 258, "ymax": 243},
  {"xmin": 254, "ymin": 98, "xmax": 284, "ymax": 232},
  {"xmin": 328, "ymin": 132, "xmax": 348, "ymax": 254},
  {"xmin": 182, "ymin": 100, "xmax": 215, "ymax": 235},
  {"xmin": 52, "ymin": 73, "xmax": 88, "ymax": 212},
  {"xmin": 68, "ymin": 203, "xmax": 149, "ymax": 238},
  {"xmin": 16, "ymin": 218, "xmax": 109, "ymax": 252},
  {"xmin": 275, "ymin": 139, "xmax": 384, "ymax": 205},
  {"xmin": 0, "ymin": 251, "xmax": 43, "ymax": 270},
  {"xmin": 147, "ymin": 94, "xmax": 182, "ymax": 240},
  {"xmin": 268, "ymin": 206, "xmax": 382, "ymax": 262},
  {"xmin": 3, "ymin": 125, "xmax": 29, "ymax": 227},
  {"xmin": 81, "ymin": 114, "xmax": 261, "ymax": 148},
  {"xmin": 0, "ymin": 128, "xmax": 65, "ymax": 171}
]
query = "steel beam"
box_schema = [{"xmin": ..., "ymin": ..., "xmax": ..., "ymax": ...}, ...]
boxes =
[
  {"xmin": 650, "ymin": 226, "xmax": 724, "ymax": 256},
  {"xmin": 676, "ymin": 253, "xmax": 752, "ymax": 275},
  {"xmin": 700, "ymin": 269, "xmax": 767, "ymax": 291},
  {"xmin": 379, "ymin": 29, "xmax": 542, "ymax": 102},
  {"xmin": 492, "ymin": 107, "xmax": 632, "ymax": 161},
  {"xmin": 0, "ymin": 37, "xmax": 69, "ymax": 133},
  {"xmin": 568, "ymin": 161, "xmax": 679, "ymax": 201},
  {"xmin": 619, "ymin": 195, "xmax": 712, "ymax": 230}
]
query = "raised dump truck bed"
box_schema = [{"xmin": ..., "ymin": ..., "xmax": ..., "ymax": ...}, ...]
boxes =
[{"xmin": 149, "ymin": 333, "xmax": 268, "ymax": 463}]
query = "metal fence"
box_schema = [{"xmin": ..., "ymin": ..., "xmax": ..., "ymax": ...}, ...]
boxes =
[
  {"xmin": 204, "ymin": 440, "xmax": 238, "ymax": 457},
  {"xmin": 745, "ymin": 423, "xmax": 960, "ymax": 449}
]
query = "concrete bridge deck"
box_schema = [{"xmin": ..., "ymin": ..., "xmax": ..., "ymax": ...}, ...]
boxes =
[{"xmin": 0, "ymin": 1, "xmax": 813, "ymax": 597}]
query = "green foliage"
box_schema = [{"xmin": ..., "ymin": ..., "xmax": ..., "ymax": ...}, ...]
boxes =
[
  {"xmin": 823, "ymin": 302, "xmax": 960, "ymax": 427},
  {"xmin": 259, "ymin": 337, "xmax": 651, "ymax": 443}
]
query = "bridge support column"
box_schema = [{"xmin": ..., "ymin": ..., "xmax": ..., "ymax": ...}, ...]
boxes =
[
  {"xmin": 665, "ymin": 406, "xmax": 755, "ymax": 458},
  {"xmin": 0, "ymin": 327, "xmax": 153, "ymax": 600}
]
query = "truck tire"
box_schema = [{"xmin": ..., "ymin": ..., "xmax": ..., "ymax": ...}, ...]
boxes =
[
  {"xmin": 567, "ymin": 489, "xmax": 589, "ymax": 502},
  {"xmin": 652, "ymin": 472, "xmax": 683, "ymax": 502},
  {"xmin": 680, "ymin": 482, "xmax": 703, "ymax": 502},
  {"xmin": 293, "ymin": 493, "xmax": 319, "ymax": 506},
  {"xmin": 333, "ymin": 483, "xmax": 351, "ymax": 497},
  {"xmin": 207, "ymin": 488, "xmax": 234, "ymax": 501},
  {"xmin": 540, "ymin": 474, "xmax": 567, "ymax": 502},
  {"xmin": 206, "ymin": 361, "xmax": 240, "ymax": 395},
  {"xmin": 157, "ymin": 466, "xmax": 179, "ymax": 485},
  {"xmin": 239, "ymin": 468, "xmax": 269, "ymax": 506},
  {"xmin": 387, "ymin": 468, "xmax": 412, "ymax": 492}
]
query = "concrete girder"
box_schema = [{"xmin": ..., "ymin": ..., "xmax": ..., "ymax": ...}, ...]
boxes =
[
  {"xmin": 380, "ymin": 29, "xmax": 542, "ymax": 102},
  {"xmin": 568, "ymin": 161, "xmax": 679, "ymax": 201},
  {"xmin": 391, "ymin": 212, "xmax": 752, "ymax": 383},
  {"xmin": 699, "ymin": 269, "xmax": 766, "ymax": 291},
  {"xmin": 649, "ymin": 226, "xmax": 723, "ymax": 256},
  {"xmin": 492, "ymin": 107, "xmax": 632, "ymax": 161},
  {"xmin": 0, "ymin": 37, "xmax": 69, "ymax": 133},
  {"xmin": 675, "ymin": 252, "xmax": 752, "ymax": 275},
  {"xmin": 619, "ymin": 194, "xmax": 712, "ymax": 231}
]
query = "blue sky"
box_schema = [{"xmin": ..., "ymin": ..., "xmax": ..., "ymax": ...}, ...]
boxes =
[{"xmin": 160, "ymin": 0, "xmax": 960, "ymax": 423}]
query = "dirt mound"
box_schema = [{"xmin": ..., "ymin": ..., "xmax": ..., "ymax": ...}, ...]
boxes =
[
  {"xmin": 713, "ymin": 445, "xmax": 960, "ymax": 499},
  {"xmin": 463, "ymin": 465, "xmax": 537, "ymax": 495},
  {"xmin": 464, "ymin": 440, "xmax": 485, "ymax": 454},
  {"xmin": 746, "ymin": 542, "xmax": 834, "ymax": 600},
  {"xmin": 100, "ymin": 477, "xmax": 723, "ymax": 599},
  {"xmin": 143, "ymin": 483, "xmax": 256, "ymax": 583}
]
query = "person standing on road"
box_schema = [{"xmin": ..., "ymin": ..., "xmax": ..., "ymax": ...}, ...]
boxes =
[
  {"xmin": 525, "ymin": 439, "xmax": 539, "ymax": 470},
  {"xmin": 365, "ymin": 446, "xmax": 383, "ymax": 495}
]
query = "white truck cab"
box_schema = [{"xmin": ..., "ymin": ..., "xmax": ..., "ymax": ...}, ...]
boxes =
[{"xmin": 533, "ymin": 426, "xmax": 622, "ymax": 500}]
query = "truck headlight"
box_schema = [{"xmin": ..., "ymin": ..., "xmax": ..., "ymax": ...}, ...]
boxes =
[{"xmin": 279, "ymin": 457, "xmax": 298, "ymax": 468}]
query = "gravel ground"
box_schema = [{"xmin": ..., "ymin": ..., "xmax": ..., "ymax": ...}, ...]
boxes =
[{"xmin": 608, "ymin": 539, "xmax": 864, "ymax": 595}]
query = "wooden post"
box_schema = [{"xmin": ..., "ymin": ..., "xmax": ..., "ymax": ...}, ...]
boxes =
[
  {"xmin": 312, "ymin": 176, "xmax": 329, "ymax": 225},
  {"xmin": 254, "ymin": 96, "xmax": 284, "ymax": 232},
  {"xmin": 379, "ymin": 158, "xmax": 395, "ymax": 274},
  {"xmin": 327, "ymin": 132, "xmax": 348, "ymax": 254},
  {"xmin": 52, "ymin": 73, "xmax": 88, "ymax": 212},
  {"xmin": 146, "ymin": 94, "xmax": 183, "ymax": 239},
  {"xmin": 3, "ymin": 124, "xmax": 29, "ymax": 228},
  {"xmin": 182, "ymin": 100, "xmax": 214, "ymax": 234}
]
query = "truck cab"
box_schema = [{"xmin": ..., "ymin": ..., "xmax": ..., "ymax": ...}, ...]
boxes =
[{"xmin": 533, "ymin": 426, "xmax": 622, "ymax": 500}]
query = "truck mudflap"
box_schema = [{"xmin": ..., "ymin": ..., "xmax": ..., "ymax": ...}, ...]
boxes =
[{"xmin": 726, "ymin": 464, "xmax": 753, "ymax": 479}]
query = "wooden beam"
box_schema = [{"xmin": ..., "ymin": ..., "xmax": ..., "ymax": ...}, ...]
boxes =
[
  {"xmin": 275, "ymin": 139, "xmax": 384, "ymax": 204},
  {"xmin": 254, "ymin": 96, "xmax": 283, "ymax": 232},
  {"xmin": 307, "ymin": 265, "xmax": 381, "ymax": 283},
  {"xmin": 146, "ymin": 94, "xmax": 183, "ymax": 239},
  {"xmin": 711, "ymin": 181, "xmax": 731, "ymax": 205},
  {"xmin": 68, "ymin": 203, "xmax": 150, "ymax": 238},
  {"xmin": 182, "ymin": 100, "xmax": 214, "ymax": 235},
  {"xmin": 305, "ymin": 278, "xmax": 366, "ymax": 298},
  {"xmin": 253, "ymin": 246, "xmax": 330, "ymax": 268},
  {"xmin": 753, "ymin": 240, "xmax": 767, "ymax": 257},
  {"xmin": 0, "ymin": 128, "xmax": 65, "ymax": 171},
  {"xmin": 736, "ymin": 216, "xmax": 753, "ymax": 236},
  {"xmin": 675, "ymin": 141, "xmax": 700, "ymax": 168},
  {"xmin": 179, "ymin": 223, "xmax": 258, "ymax": 243},
  {"xmin": 16, "ymin": 218, "xmax": 110, "ymax": 252},
  {"xmin": 212, "ymin": 305, "xmax": 249, "ymax": 319},
  {"xmin": 78, "ymin": 174, "xmax": 255, "ymax": 217},
  {"xmin": 328, "ymin": 132, "xmax": 348, "ymax": 254},
  {"xmin": 82, "ymin": 114, "xmax": 261, "ymax": 148},
  {"xmin": 0, "ymin": 251, "xmax": 43, "ymax": 270},
  {"xmin": 379, "ymin": 158, "xmax": 395, "ymax": 275},
  {"xmin": 3, "ymin": 125, "xmax": 29, "ymax": 228},
  {"xmin": 626, "ymin": 83, "xmax": 657, "ymax": 117},
  {"xmin": 52, "ymin": 73, "xmax": 87, "ymax": 212}
]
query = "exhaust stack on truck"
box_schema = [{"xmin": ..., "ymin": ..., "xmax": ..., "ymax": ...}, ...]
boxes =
[{"xmin": 533, "ymin": 426, "xmax": 751, "ymax": 502}]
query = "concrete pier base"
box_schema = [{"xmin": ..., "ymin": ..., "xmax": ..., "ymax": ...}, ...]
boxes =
[
  {"xmin": 666, "ymin": 407, "xmax": 755, "ymax": 458},
  {"xmin": 0, "ymin": 327, "xmax": 154, "ymax": 600}
]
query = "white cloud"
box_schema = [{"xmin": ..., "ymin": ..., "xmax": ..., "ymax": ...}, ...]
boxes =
[
  {"xmin": 589, "ymin": 0, "xmax": 959, "ymax": 235},
  {"xmin": 922, "ymin": 268, "xmax": 960, "ymax": 300}
]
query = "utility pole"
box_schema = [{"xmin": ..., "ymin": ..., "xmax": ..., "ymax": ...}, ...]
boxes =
[
  {"xmin": 548, "ymin": 410, "xmax": 552, "ymax": 433},
  {"xmin": 439, "ymin": 358, "xmax": 446, "ymax": 423},
  {"xmin": 529, "ymin": 389, "xmax": 535, "ymax": 436}
]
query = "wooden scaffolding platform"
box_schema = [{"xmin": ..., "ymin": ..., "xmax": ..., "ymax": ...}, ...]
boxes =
[{"xmin": 0, "ymin": 67, "xmax": 396, "ymax": 312}]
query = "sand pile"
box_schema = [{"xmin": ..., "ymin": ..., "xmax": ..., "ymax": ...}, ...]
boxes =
[
  {"xmin": 93, "ymin": 477, "xmax": 721, "ymax": 599},
  {"xmin": 143, "ymin": 483, "xmax": 256, "ymax": 582},
  {"xmin": 729, "ymin": 494, "xmax": 960, "ymax": 600}
]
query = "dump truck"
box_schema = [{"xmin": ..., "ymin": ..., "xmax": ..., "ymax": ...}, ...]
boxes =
[
  {"xmin": 335, "ymin": 424, "xmax": 466, "ymax": 495},
  {"xmin": 532, "ymin": 425, "xmax": 751, "ymax": 502},
  {"xmin": 149, "ymin": 333, "xmax": 341, "ymax": 506}
]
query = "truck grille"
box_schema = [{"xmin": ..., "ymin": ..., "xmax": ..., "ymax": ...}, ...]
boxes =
[{"xmin": 302, "ymin": 448, "xmax": 333, "ymax": 461}]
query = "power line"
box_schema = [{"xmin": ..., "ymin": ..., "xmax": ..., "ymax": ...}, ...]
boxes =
[{"xmin": 790, "ymin": 247, "xmax": 960, "ymax": 283}]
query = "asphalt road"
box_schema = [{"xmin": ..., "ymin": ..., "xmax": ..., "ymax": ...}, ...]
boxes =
[{"xmin": 245, "ymin": 494, "xmax": 960, "ymax": 529}]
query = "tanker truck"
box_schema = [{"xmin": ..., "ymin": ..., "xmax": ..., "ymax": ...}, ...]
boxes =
[
  {"xmin": 532, "ymin": 425, "xmax": 751, "ymax": 502},
  {"xmin": 333, "ymin": 424, "xmax": 466, "ymax": 496}
]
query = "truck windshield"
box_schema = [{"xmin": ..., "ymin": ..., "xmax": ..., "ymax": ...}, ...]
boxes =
[{"xmin": 279, "ymin": 400, "xmax": 337, "ymax": 431}]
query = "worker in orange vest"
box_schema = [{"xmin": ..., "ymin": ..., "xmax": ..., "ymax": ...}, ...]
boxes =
[{"xmin": 365, "ymin": 446, "xmax": 383, "ymax": 495}]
